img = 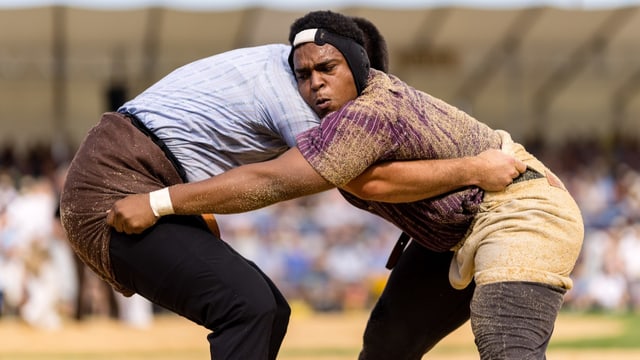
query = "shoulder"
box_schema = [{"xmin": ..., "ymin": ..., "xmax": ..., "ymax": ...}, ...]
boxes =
[
  {"xmin": 364, "ymin": 69, "xmax": 407, "ymax": 94},
  {"xmin": 338, "ymin": 70, "xmax": 401, "ymax": 118},
  {"xmin": 197, "ymin": 44, "xmax": 289, "ymax": 73},
  {"xmin": 221, "ymin": 43, "xmax": 288, "ymax": 57}
]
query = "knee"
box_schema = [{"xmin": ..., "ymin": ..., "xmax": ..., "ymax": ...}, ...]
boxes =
[
  {"xmin": 278, "ymin": 299, "xmax": 291, "ymax": 320},
  {"xmin": 267, "ymin": 296, "xmax": 291, "ymax": 325},
  {"xmin": 231, "ymin": 293, "xmax": 290, "ymax": 327},
  {"xmin": 471, "ymin": 282, "xmax": 563, "ymax": 359}
]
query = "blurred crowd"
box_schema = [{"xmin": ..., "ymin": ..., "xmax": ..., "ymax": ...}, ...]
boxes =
[{"xmin": 1, "ymin": 135, "xmax": 640, "ymax": 330}]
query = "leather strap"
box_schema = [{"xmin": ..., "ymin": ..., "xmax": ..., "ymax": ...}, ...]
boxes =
[{"xmin": 385, "ymin": 232, "xmax": 411, "ymax": 270}]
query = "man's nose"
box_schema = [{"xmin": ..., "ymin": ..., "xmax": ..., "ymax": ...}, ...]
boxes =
[{"xmin": 310, "ymin": 72, "xmax": 324, "ymax": 89}]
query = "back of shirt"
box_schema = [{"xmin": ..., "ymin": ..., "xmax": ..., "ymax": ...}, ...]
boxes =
[{"xmin": 119, "ymin": 44, "xmax": 319, "ymax": 182}]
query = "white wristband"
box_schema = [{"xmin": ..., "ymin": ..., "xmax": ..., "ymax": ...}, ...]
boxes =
[{"xmin": 149, "ymin": 187, "xmax": 174, "ymax": 217}]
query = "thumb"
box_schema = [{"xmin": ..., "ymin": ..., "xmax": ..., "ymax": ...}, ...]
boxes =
[
  {"xmin": 515, "ymin": 159, "xmax": 527, "ymax": 174},
  {"xmin": 105, "ymin": 208, "xmax": 114, "ymax": 226}
]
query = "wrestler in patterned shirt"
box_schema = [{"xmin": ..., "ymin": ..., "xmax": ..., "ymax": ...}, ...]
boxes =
[
  {"xmin": 298, "ymin": 69, "xmax": 500, "ymax": 252},
  {"xmin": 106, "ymin": 11, "xmax": 581, "ymax": 360}
]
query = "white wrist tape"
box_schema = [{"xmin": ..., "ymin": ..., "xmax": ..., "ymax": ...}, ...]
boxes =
[{"xmin": 149, "ymin": 187, "xmax": 174, "ymax": 217}]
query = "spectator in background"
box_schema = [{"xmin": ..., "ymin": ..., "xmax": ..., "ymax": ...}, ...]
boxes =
[{"xmin": 1, "ymin": 176, "xmax": 63, "ymax": 330}]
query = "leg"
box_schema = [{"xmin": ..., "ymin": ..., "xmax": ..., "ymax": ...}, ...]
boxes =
[
  {"xmin": 470, "ymin": 281, "xmax": 565, "ymax": 360},
  {"xmin": 109, "ymin": 215, "xmax": 290, "ymax": 360},
  {"xmin": 72, "ymin": 254, "xmax": 86, "ymax": 321},
  {"xmin": 234, "ymin": 259, "xmax": 291, "ymax": 360},
  {"xmin": 359, "ymin": 242, "xmax": 475, "ymax": 360}
]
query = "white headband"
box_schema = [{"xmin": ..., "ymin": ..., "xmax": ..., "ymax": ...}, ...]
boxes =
[
  {"xmin": 289, "ymin": 27, "xmax": 370, "ymax": 95},
  {"xmin": 292, "ymin": 28, "xmax": 318, "ymax": 47}
]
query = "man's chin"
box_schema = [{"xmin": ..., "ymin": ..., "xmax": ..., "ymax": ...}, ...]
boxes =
[{"xmin": 315, "ymin": 108, "xmax": 329, "ymax": 118}]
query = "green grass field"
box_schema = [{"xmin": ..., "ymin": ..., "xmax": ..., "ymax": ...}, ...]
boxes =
[
  {"xmin": 1, "ymin": 310, "xmax": 639, "ymax": 359},
  {"xmin": 550, "ymin": 311, "xmax": 640, "ymax": 350}
]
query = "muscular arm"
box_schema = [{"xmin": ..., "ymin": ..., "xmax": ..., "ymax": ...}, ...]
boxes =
[
  {"xmin": 172, "ymin": 147, "xmax": 331, "ymax": 215},
  {"xmin": 344, "ymin": 149, "xmax": 525, "ymax": 203},
  {"xmin": 107, "ymin": 147, "xmax": 524, "ymax": 233},
  {"xmin": 172, "ymin": 147, "xmax": 524, "ymax": 210}
]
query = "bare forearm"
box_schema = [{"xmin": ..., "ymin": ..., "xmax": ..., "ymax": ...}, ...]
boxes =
[
  {"xmin": 169, "ymin": 148, "xmax": 334, "ymax": 214},
  {"xmin": 170, "ymin": 166, "xmax": 330, "ymax": 214},
  {"xmin": 343, "ymin": 158, "xmax": 477, "ymax": 202},
  {"xmin": 107, "ymin": 148, "xmax": 334, "ymax": 234},
  {"xmin": 343, "ymin": 150, "xmax": 524, "ymax": 203}
]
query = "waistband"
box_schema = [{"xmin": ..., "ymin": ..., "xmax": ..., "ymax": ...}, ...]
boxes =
[
  {"xmin": 119, "ymin": 112, "xmax": 221, "ymax": 238},
  {"xmin": 121, "ymin": 112, "xmax": 188, "ymax": 182},
  {"xmin": 512, "ymin": 167, "xmax": 544, "ymax": 184},
  {"xmin": 385, "ymin": 166, "xmax": 545, "ymax": 270}
]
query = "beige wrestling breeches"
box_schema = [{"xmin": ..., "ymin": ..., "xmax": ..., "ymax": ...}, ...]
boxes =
[{"xmin": 449, "ymin": 130, "xmax": 584, "ymax": 290}]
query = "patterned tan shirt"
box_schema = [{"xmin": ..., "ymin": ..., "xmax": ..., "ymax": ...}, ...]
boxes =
[{"xmin": 297, "ymin": 69, "xmax": 502, "ymax": 251}]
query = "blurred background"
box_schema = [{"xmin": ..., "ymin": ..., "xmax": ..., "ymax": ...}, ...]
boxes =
[{"xmin": 1, "ymin": 0, "xmax": 640, "ymax": 340}]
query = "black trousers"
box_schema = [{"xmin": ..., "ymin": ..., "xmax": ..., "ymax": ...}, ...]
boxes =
[
  {"xmin": 360, "ymin": 242, "xmax": 475, "ymax": 359},
  {"xmin": 360, "ymin": 241, "xmax": 565, "ymax": 360},
  {"xmin": 109, "ymin": 215, "xmax": 290, "ymax": 360}
]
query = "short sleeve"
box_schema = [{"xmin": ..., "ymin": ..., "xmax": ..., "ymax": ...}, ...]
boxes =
[{"xmin": 296, "ymin": 100, "xmax": 392, "ymax": 187}]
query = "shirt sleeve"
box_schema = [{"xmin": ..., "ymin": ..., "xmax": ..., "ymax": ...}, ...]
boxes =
[
  {"xmin": 257, "ymin": 47, "xmax": 320, "ymax": 148},
  {"xmin": 296, "ymin": 99, "xmax": 394, "ymax": 187}
]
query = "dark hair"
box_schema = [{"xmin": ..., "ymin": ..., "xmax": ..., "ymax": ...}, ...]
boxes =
[
  {"xmin": 288, "ymin": 10, "xmax": 365, "ymax": 48},
  {"xmin": 289, "ymin": 11, "xmax": 391, "ymax": 94},
  {"xmin": 289, "ymin": 10, "xmax": 370, "ymax": 94},
  {"xmin": 351, "ymin": 16, "xmax": 389, "ymax": 73}
]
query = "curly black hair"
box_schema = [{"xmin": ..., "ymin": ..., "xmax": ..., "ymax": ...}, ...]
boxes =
[
  {"xmin": 289, "ymin": 11, "xmax": 388, "ymax": 73},
  {"xmin": 351, "ymin": 16, "xmax": 389, "ymax": 73},
  {"xmin": 288, "ymin": 10, "xmax": 365, "ymax": 47}
]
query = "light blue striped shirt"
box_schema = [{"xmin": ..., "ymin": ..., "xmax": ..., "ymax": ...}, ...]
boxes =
[{"xmin": 119, "ymin": 44, "xmax": 319, "ymax": 182}]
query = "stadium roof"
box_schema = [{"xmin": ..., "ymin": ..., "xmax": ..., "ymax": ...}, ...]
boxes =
[
  {"xmin": 1, "ymin": 0, "xmax": 638, "ymax": 10},
  {"xmin": 1, "ymin": 3, "xmax": 640, "ymax": 149}
]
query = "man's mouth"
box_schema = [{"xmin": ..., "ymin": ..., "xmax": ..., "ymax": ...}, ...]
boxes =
[{"xmin": 315, "ymin": 98, "xmax": 330, "ymax": 110}]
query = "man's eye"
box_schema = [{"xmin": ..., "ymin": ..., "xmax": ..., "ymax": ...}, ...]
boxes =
[{"xmin": 321, "ymin": 64, "xmax": 336, "ymax": 73}]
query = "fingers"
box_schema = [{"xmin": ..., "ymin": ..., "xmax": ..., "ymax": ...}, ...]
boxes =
[
  {"xmin": 514, "ymin": 158, "xmax": 527, "ymax": 174},
  {"xmin": 105, "ymin": 208, "xmax": 126, "ymax": 233},
  {"xmin": 105, "ymin": 195, "xmax": 151, "ymax": 234},
  {"xmin": 106, "ymin": 206, "xmax": 132, "ymax": 234},
  {"xmin": 106, "ymin": 208, "xmax": 125, "ymax": 233},
  {"xmin": 105, "ymin": 209, "xmax": 114, "ymax": 225},
  {"xmin": 509, "ymin": 160, "xmax": 526, "ymax": 183}
]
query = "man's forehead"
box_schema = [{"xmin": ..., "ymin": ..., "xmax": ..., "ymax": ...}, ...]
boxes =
[{"xmin": 293, "ymin": 43, "xmax": 343, "ymax": 66}]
